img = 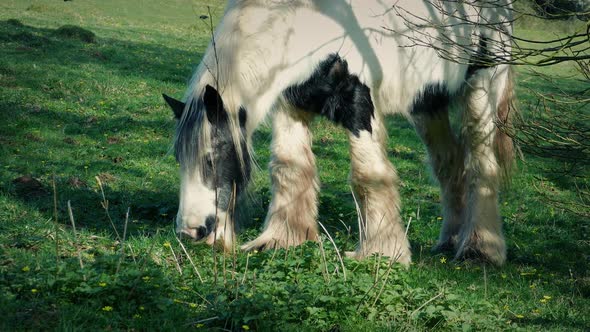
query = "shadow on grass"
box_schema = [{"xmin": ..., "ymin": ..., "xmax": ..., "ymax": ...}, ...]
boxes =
[
  {"xmin": 0, "ymin": 19, "xmax": 201, "ymax": 84},
  {"xmin": 0, "ymin": 19, "xmax": 203, "ymax": 235}
]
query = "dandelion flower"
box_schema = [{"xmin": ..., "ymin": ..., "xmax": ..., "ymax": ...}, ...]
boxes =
[
  {"xmin": 515, "ymin": 314, "xmax": 524, "ymax": 319},
  {"xmin": 163, "ymin": 241, "xmax": 171, "ymax": 248},
  {"xmin": 31, "ymin": 288, "xmax": 38, "ymax": 294},
  {"xmin": 242, "ymin": 325, "xmax": 250, "ymax": 331},
  {"xmin": 98, "ymin": 282, "xmax": 107, "ymax": 287},
  {"xmin": 21, "ymin": 266, "xmax": 30, "ymax": 272},
  {"xmin": 439, "ymin": 257, "xmax": 447, "ymax": 264},
  {"xmin": 102, "ymin": 306, "xmax": 113, "ymax": 312}
]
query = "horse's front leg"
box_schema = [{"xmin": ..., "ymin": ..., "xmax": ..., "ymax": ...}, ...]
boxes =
[
  {"xmin": 412, "ymin": 105, "xmax": 467, "ymax": 253},
  {"xmin": 347, "ymin": 112, "xmax": 411, "ymax": 265},
  {"xmin": 242, "ymin": 106, "xmax": 319, "ymax": 251},
  {"xmin": 454, "ymin": 66, "xmax": 513, "ymax": 265}
]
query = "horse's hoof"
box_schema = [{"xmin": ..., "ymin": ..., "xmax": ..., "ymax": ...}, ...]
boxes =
[
  {"xmin": 454, "ymin": 232, "xmax": 506, "ymax": 266},
  {"xmin": 431, "ymin": 240, "xmax": 456, "ymax": 254}
]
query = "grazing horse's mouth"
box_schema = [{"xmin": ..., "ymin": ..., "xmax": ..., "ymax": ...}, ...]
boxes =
[{"xmin": 177, "ymin": 215, "xmax": 217, "ymax": 241}]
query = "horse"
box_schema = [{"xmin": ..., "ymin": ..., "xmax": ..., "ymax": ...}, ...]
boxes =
[{"xmin": 163, "ymin": 0, "xmax": 516, "ymax": 266}]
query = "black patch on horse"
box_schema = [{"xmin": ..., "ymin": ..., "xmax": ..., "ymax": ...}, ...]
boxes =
[
  {"xmin": 410, "ymin": 83, "xmax": 450, "ymax": 116},
  {"xmin": 201, "ymin": 87, "xmax": 251, "ymax": 211},
  {"xmin": 163, "ymin": 93, "xmax": 185, "ymax": 119},
  {"xmin": 466, "ymin": 37, "xmax": 495, "ymax": 79},
  {"xmin": 166, "ymin": 87, "xmax": 251, "ymax": 212},
  {"xmin": 238, "ymin": 107, "xmax": 247, "ymax": 127},
  {"xmin": 283, "ymin": 54, "xmax": 374, "ymax": 137}
]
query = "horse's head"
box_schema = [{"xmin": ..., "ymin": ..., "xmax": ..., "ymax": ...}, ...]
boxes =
[{"xmin": 163, "ymin": 85, "xmax": 250, "ymax": 244}]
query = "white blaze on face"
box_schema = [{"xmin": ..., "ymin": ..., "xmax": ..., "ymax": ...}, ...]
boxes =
[{"xmin": 176, "ymin": 169, "xmax": 217, "ymax": 236}]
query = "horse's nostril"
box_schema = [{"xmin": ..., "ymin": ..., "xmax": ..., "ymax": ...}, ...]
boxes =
[{"xmin": 195, "ymin": 226, "xmax": 208, "ymax": 240}]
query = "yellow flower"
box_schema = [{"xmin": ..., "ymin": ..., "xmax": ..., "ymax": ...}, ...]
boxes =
[
  {"xmin": 543, "ymin": 295, "xmax": 552, "ymax": 300},
  {"xmin": 515, "ymin": 314, "xmax": 524, "ymax": 319},
  {"xmin": 436, "ymin": 216, "xmax": 443, "ymax": 221},
  {"xmin": 439, "ymin": 257, "xmax": 447, "ymax": 264},
  {"xmin": 31, "ymin": 288, "xmax": 38, "ymax": 294},
  {"xmin": 21, "ymin": 266, "xmax": 30, "ymax": 272},
  {"xmin": 98, "ymin": 282, "xmax": 107, "ymax": 287},
  {"xmin": 102, "ymin": 306, "xmax": 113, "ymax": 312},
  {"xmin": 455, "ymin": 266, "xmax": 461, "ymax": 270},
  {"xmin": 139, "ymin": 306, "xmax": 145, "ymax": 311},
  {"xmin": 163, "ymin": 241, "xmax": 171, "ymax": 248},
  {"xmin": 189, "ymin": 303, "xmax": 197, "ymax": 308},
  {"xmin": 242, "ymin": 325, "xmax": 250, "ymax": 331}
]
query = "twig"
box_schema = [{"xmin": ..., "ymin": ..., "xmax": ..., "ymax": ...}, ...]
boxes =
[
  {"xmin": 52, "ymin": 174, "xmax": 59, "ymax": 270},
  {"xmin": 175, "ymin": 235, "xmax": 204, "ymax": 283},
  {"xmin": 168, "ymin": 241, "xmax": 183, "ymax": 274},
  {"xmin": 116, "ymin": 207, "xmax": 130, "ymax": 275},
  {"xmin": 318, "ymin": 221, "xmax": 347, "ymax": 281},
  {"xmin": 411, "ymin": 292, "xmax": 444, "ymax": 317},
  {"xmin": 317, "ymin": 234, "xmax": 330, "ymax": 283},
  {"xmin": 241, "ymin": 251, "xmax": 250, "ymax": 285},
  {"xmin": 95, "ymin": 176, "xmax": 121, "ymax": 241},
  {"xmin": 67, "ymin": 201, "xmax": 85, "ymax": 277}
]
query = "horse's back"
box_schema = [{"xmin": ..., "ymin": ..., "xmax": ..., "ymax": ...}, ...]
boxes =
[{"xmin": 206, "ymin": 0, "xmax": 512, "ymax": 116}]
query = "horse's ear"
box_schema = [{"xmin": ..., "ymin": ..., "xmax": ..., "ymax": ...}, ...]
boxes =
[
  {"xmin": 203, "ymin": 85, "xmax": 228, "ymax": 125},
  {"xmin": 163, "ymin": 94, "xmax": 185, "ymax": 119}
]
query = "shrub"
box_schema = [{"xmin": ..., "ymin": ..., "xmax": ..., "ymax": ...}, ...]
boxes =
[{"xmin": 54, "ymin": 25, "xmax": 96, "ymax": 43}]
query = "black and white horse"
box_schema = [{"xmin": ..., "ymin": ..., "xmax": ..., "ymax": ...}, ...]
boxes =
[{"xmin": 163, "ymin": 0, "xmax": 515, "ymax": 265}]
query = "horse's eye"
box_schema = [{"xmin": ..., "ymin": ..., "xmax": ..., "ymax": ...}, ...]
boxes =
[{"xmin": 205, "ymin": 155, "xmax": 213, "ymax": 168}]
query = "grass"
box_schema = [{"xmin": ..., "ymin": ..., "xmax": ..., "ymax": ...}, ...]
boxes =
[{"xmin": 0, "ymin": 0, "xmax": 588, "ymax": 331}]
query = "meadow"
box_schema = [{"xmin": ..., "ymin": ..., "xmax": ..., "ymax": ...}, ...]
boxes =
[{"xmin": 0, "ymin": 1, "xmax": 588, "ymax": 330}]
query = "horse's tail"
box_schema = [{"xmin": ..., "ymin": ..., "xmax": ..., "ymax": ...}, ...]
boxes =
[{"xmin": 495, "ymin": 67, "xmax": 517, "ymax": 184}]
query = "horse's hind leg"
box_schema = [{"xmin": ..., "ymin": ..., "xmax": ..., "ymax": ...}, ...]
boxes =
[
  {"xmin": 412, "ymin": 101, "xmax": 466, "ymax": 253},
  {"xmin": 455, "ymin": 66, "xmax": 512, "ymax": 265},
  {"xmin": 241, "ymin": 107, "xmax": 319, "ymax": 251},
  {"xmin": 348, "ymin": 112, "xmax": 411, "ymax": 265}
]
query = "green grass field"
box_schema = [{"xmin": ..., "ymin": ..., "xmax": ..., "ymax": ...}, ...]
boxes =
[{"xmin": 0, "ymin": 1, "xmax": 588, "ymax": 330}]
